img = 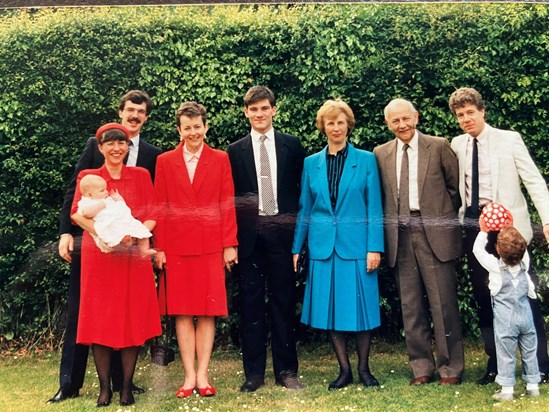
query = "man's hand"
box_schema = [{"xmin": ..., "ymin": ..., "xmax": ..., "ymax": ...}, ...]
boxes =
[
  {"xmin": 154, "ymin": 250, "xmax": 166, "ymax": 269},
  {"xmin": 292, "ymin": 254, "xmax": 299, "ymax": 273},
  {"xmin": 59, "ymin": 234, "xmax": 74, "ymax": 263}
]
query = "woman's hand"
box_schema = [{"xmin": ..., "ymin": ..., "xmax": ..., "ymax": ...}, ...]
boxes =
[
  {"xmin": 293, "ymin": 254, "xmax": 299, "ymax": 273},
  {"xmin": 223, "ymin": 246, "xmax": 238, "ymax": 272},
  {"xmin": 71, "ymin": 213, "xmax": 97, "ymax": 236},
  {"xmin": 366, "ymin": 252, "xmax": 381, "ymax": 273},
  {"xmin": 154, "ymin": 250, "xmax": 166, "ymax": 269}
]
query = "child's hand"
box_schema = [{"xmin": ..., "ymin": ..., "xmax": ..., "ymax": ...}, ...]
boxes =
[{"xmin": 478, "ymin": 216, "xmax": 489, "ymax": 233}]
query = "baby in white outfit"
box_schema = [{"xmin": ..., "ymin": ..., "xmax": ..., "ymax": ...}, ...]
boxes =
[{"xmin": 77, "ymin": 174, "xmax": 156, "ymax": 257}]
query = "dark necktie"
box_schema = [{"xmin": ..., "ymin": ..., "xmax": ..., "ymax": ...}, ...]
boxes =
[
  {"xmin": 259, "ymin": 135, "xmax": 276, "ymax": 215},
  {"xmin": 471, "ymin": 138, "xmax": 479, "ymax": 217},
  {"xmin": 399, "ymin": 144, "xmax": 410, "ymax": 226}
]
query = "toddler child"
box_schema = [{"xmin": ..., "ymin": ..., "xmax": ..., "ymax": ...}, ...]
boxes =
[
  {"xmin": 473, "ymin": 218, "xmax": 540, "ymax": 401},
  {"xmin": 78, "ymin": 174, "xmax": 156, "ymax": 257}
]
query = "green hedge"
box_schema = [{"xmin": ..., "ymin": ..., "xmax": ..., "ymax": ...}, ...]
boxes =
[{"xmin": 1, "ymin": 4, "xmax": 548, "ymax": 348}]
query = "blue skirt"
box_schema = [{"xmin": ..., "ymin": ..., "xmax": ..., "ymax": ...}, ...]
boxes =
[{"xmin": 301, "ymin": 252, "xmax": 380, "ymax": 332}]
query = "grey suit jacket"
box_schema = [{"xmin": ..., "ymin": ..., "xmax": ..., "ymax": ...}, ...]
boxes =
[
  {"xmin": 451, "ymin": 124, "xmax": 549, "ymax": 243},
  {"xmin": 374, "ymin": 132, "xmax": 462, "ymax": 267}
]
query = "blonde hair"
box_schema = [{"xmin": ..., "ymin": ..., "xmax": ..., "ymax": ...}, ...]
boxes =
[
  {"xmin": 316, "ymin": 99, "xmax": 355, "ymax": 134},
  {"xmin": 79, "ymin": 174, "xmax": 106, "ymax": 196}
]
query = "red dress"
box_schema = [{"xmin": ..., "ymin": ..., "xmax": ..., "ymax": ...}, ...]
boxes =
[
  {"xmin": 154, "ymin": 143, "xmax": 238, "ymax": 316},
  {"xmin": 72, "ymin": 166, "xmax": 161, "ymax": 348}
]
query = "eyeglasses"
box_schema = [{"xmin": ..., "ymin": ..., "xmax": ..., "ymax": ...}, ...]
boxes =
[{"xmin": 123, "ymin": 107, "xmax": 147, "ymax": 116}]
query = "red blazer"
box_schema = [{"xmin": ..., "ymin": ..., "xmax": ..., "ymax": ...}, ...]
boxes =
[{"xmin": 154, "ymin": 142, "xmax": 238, "ymax": 256}]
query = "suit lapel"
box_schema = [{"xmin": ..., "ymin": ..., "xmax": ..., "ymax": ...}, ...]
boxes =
[
  {"xmin": 240, "ymin": 134, "xmax": 258, "ymax": 192},
  {"xmin": 315, "ymin": 147, "xmax": 333, "ymax": 213},
  {"xmin": 171, "ymin": 142, "xmax": 197, "ymax": 204},
  {"xmin": 382, "ymin": 139, "xmax": 399, "ymax": 208},
  {"xmin": 486, "ymin": 125, "xmax": 500, "ymax": 199},
  {"xmin": 335, "ymin": 144, "xmax": 357, "ymax": 211},
  {"xmin": 191, "ymin": 143, "xmax": 211, "ymax": 193},
  {"xmin": 416, "ymin": 133, "xmax": 430, "ymax": 201},
  {"xmin": 274, "ymin": 131, "xmax": 286, "ymax": 192}
]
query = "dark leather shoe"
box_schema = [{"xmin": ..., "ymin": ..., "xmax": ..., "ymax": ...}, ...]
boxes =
[
  {"xmin": 440, "ymin": 377, "xmax": 461, "ymax": 385},
  {"xmin": 46, "ymin": 387, "xmax": 79, "ymax": 404},
  {"xmin": 240, "ymin": 376, "xmax": 264, "ymax": 393},
  {"xmin": 476, "ymin": 372, "xmax": 497, "ymax": 385},
  {"xmin": 275, "ymin": 375, "xmax": 305, "ymax": 390},
  {"xmin": 540, "ymin": 371, "xmax": 548, "ymax": 384},
  {"xmin": 131, "ymin": 383, "xmax": 145, "ymax": 394},
  {"xmin": 359, "ymin": 373, "xmax": 380, "ymax": 387},
  {"xmin": 96, "ymin": 389, "xmax": 113, "ymax": 407},
  {"xmin": 410, "ymin": 376, "xmax": 432, "ymax": 385}
]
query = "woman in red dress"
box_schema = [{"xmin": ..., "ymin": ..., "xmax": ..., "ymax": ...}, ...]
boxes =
[
  {"xmin": 154, "ymin": 102, "xmax": 238, "ymax": 397},
  {"xmin": 71, "ymin": 123, "xmax": 161, "ymax": 407}
]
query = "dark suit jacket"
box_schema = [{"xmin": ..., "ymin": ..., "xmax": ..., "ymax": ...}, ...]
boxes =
[
  {"xmin": 59, "ymin": 135, "xmax": 162, "ymax": 236},
  {"xmin": 227, "ymin": 131, "xmax": 305, "ymax": 258},
  {"xmin": 373, "ymin": 132, "xmax": 462, "ymax": 268}
]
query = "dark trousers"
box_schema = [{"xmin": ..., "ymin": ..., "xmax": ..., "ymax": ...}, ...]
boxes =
[
  {"xmin": 58, "ymin": 238, "xmax": 124, "ymax": 390},
  {"xmin": 237, "ymin": 217, "xmax": 299, "ymax": 379},
  {"xmin": 463, "ymin": 213, "xmax": 549, "ymax": 374}
]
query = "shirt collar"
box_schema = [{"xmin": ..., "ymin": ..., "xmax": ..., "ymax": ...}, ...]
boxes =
[
  {"xmin": 468, "ymin": 123, "xmax": 489, "ymax": 144},
  {"xmin": 130, "ymin": 135, "xmax": 140, "ymax": 148},
  {"xmin": 183, "ymin": 142, "xmax": 204, "ymax": 161},
  {"xmin": 326, "ymin": 143, "xmax": 349, "ymax": 158},
  {"xmin": 397, "ymin": 130, "xmax": 419, "ymax": 151},
  {"xmin": 251, "ymin": 128, "xmax": 275, "ymax": 142}
]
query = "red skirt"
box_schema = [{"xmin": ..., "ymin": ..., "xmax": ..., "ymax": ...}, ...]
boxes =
[{"xmin": 158, "ymin": 252, "xmax": 228, "ymax": 316}]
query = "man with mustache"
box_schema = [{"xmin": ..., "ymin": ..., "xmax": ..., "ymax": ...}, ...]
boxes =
[{"xmin": 48, "ymin": 90, "xmax": 162, "ymax": 403}]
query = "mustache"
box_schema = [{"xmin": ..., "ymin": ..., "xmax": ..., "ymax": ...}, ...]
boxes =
[{"xmin": 129, "ymin": 117, "xmax": 141, "ymax": 123}]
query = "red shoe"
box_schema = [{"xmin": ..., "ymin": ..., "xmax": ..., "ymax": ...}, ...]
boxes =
[
  {"xmin": 175, "ymin": 386, "xmax": 195, "ymax": 398},
  {"xmin": 197, "ymin": 384, "xmax": 216, "ymax": 397}
]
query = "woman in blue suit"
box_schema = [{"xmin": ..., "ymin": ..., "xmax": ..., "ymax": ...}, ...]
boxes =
[{"xmin": 292, "ymin": 99, "xmax": 384, "ymax": 391}]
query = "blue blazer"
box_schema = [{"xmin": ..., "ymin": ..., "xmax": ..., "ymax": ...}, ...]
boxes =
[{"xmin": 292, "ymin": 144, "xmax": 384, "ymax": 260}]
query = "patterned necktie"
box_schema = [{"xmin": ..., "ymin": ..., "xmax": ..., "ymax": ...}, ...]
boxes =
[
  {"xmin": 399, "ymin": 144, "xmax": 410, "ymax": 226},
  {"xmin": 259, "ymin": 135, "xmax": 276, "ymax": 215},
  {"xmin": 471, "ymin": 138, "xmax": 480, "ymax": 217}
]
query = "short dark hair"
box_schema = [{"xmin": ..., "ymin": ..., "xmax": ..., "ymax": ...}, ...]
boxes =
[
  {"xmin": 243, "ymin": 85, "xmax": 276, "ymax": 108},
  {"xmin": 98, "ymin": 129, "xmax": 129, "ymax": 145},
  {"xmin": 448, "ymin": 87, "xmax": 485, "ymax": 114},
  {"xmin": 497, "ymin": 226, "xmax": 527, "ymax": 267},
  {"xmin": 118, "ymin": 90, "xmax": 153, "ymax": 115},
  {"xmin": 176, "ymin": 101, "xmax": 207, "ymax": 128}
]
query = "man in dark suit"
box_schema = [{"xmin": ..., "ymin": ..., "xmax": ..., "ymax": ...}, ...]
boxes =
[
  {"xmin": 48, "ymin": 90, "xmax": 162, "ymax": 403},
  {"xmin": 373, "ymin": 98, "xmax": 464, "ymax": 385},
  {"xmin": 227, "ymin": 85, "xmax": 306, "ymax": 392}
]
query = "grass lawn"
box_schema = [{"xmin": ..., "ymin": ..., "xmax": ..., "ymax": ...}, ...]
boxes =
[{"xmin": 0, "ymin": 340, "xmax": 547, "ymax": 411}]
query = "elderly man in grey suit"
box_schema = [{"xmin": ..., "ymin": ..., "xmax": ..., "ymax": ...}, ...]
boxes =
[
  {"xmin": 449, "ymin": 87, "xmax": 549, "ymax": 385},
  {"xmin": 374, "ymin": 98, "xmax": 464, "ymax": 385}
]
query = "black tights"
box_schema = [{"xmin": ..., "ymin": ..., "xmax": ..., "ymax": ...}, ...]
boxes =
[
  {"xmin": 328, "ymin": 331, "xmax": 374, "ymax": 385},
  {"xmin": 92, "ymin": 344, "xmax": 139, "ymax": 405}
]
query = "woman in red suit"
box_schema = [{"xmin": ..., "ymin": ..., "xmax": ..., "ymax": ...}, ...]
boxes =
[
  {"xmin": 71, "ymin": 123, "xmax": 161, "ymax": 407},
  {"xmin": 154, "ymin": 102, "xmax": 238, "ymax": 397}
]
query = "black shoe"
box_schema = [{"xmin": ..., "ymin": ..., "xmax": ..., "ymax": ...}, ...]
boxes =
[
  {"xmin": 275, "ymin": 374, "xmax": 305, "ymax": 390},
  {"xmin": 240, "ymin": 376, "xmax": 265, "ymax": 393},
  {"xmin": 113, "ymin": 382, "xmax": 145, "ymax": 394},
  {"xmin": 46, "ymin": 387, "xmax": 79, "ymax": 404},
  {"xmin": 540, "ymin": 371, "xmax": 549, "ymax": 384},
  {"xmin": 120, "ymin": 391, "xmax": 135, "ymax": 406},
  {"xmin": 96, "ymin": 389, "xmax": 112, "ymax": 407},
  {"xmin": 476, "ymin": 372, "xmax": 497, "ymax": 385},
  {"xmin": 328, "ymin": 372, "xmax": 353, "ymax": 391},
  {"xmin": 359, "ymin": 373, "xmax": 380, "ymax": 387}
]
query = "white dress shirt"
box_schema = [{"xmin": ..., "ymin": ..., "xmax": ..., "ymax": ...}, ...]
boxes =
[
  {"xmin": 183, "ymin": 142, "xmax": 203, "ymax": 183},
  {"xmin": 126, "ymin": 135, "xmax": 139, "ymax": 167},
  {"xmin": 465, "ymin": 126, "xmax": 492, "ymax": 207},
  {"xmin": 251, "ymin": 128, "xmax": 278, "ymax": 215},
  {"xmin": 396, "ymin": 132, "xmax": 420, "ymax": 211}
]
